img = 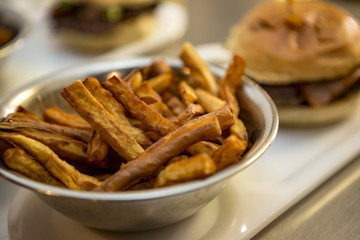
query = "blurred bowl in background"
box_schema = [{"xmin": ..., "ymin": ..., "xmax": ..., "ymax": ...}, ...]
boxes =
[
  {"xmin": 0, "ymin": 2, "xmax": 28, "ymax": 60},
  {"xmin": 0, "ymin": 57, "xmax": 278, "ymax": 231}
]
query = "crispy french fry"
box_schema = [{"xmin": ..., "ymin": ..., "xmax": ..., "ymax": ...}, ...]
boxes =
[
  {"xmin": 103, "ymin": 75, "xmax": 178, "ymax": 136},
  {"xmin": 0, "ymin": 122, "xmax": 88, "ymax": 163},
  {"xmin": 87, "ymin": 131, "xmax": 110, "ymax": 168},
  {"xmin": 61, "ymin": 80, "xmax": 144, "ymax": 161},
  {"xmin": 94, "ymin": 116, "xmax": 222, "ymax": 191},
  {"xmin": 186, "ymin": 141, "xmax": 220, "ymax": 156},
  {"xmin": 3, "ymin": 147, "xmax": 64, "ymax": 187},
  {"xmin": 175, "ymin": 103, "xmax": 205, "ymax": 125},
  {"xmin": 13, "ymin": 106, "xmax": 42, "ymax": 121},
  {"xmin": 219, "ymin": 54, "xmax": 246, "ymax": 97},
  {"xmin": 195, "ymin": 88, "xmax": 226, "ymax": 113},
  {"xmin": 149, "ymin": 102, "xmax": 174, "ymax": 117},
  {"xmin": 43, "ymin": 106, "xmax": 91, "ymax": 130},
  {"xmin": 166, "ymin": 96, "xmax": 186, "ymax": 115},
  {"xmin": 0, "ymin": 132, "xmax": 101, "ymax": 190},
  {"xmin": 5, "ymin": 112, "xmax": 92, "ymax": 143},
  {"xmin": 146, "ymin": 72, "xmax": 173, "ymax": 93},
  {"xmin": 178, "ymin": 81, "xmax": 198, "ymax": 106},
  {"xmin": 124, "ymin": 69, "xmax": 143, "ymax": 91},
  {"xmin": 211, "ymin": 134, "xmax": 247, "ymax": 171},
  {"xmin": 141, "ymin": 59, "xmax": 172, "ymax": 79},
  {"xmin": 83, "ymin": 77, "xmax": 152, "ymax": 147},
  {"xmin": 230, "ymin": 118, "xmax": 248, "ymax": 142},
  {"xmin": 135, "ymin": 82, "xmax": 162, "ymax": 104},
  {"xmin": 180, "ymin": 42, "xmax": 218, "ymax": 95},
  {"xmin": 155, "ymin": 152, "xmax": 216, "ymax": 187}
]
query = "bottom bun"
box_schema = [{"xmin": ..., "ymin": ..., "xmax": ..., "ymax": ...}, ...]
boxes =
[
  {"xmin": 54, "ymin": 13, "xmax": 155, "ymax": 53},
  {"xmin": 278, "ymin": 91, "xmax": 360, "ymax": 127}
]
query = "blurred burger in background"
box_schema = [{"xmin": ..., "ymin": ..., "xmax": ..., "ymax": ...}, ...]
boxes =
[
  {"xmin": 227, "ymin": 0, "xmax": 360, "ymax": 126},
  {"xmin": 50, "ymin": 0, "xmax": 159, "ymax": 53}
]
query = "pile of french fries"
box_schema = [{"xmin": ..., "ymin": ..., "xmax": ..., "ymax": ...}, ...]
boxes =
[{"xmin": 0, "ymin": 42, "xmax": 249, "ymax": 192}]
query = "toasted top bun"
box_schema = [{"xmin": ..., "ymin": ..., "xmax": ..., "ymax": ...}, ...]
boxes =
[
  {"xmin": 227, "ymin": 0, "xmax": 360, "ymax": 85},
  {"xmin": 63, "ymin": 0, "xmax": 158, "ymax": 7}
]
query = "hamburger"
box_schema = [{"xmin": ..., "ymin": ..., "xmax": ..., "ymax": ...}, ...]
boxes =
[
  {"xmin": 227, "ymin": 0, "xmax": 360, "ymax": 126},
  {"xmin": 50, "ymin": 0, "xmax": 159, "ymax": 52}
]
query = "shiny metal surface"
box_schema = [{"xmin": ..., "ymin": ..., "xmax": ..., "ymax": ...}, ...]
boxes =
[{"xmin": 0, "ymin": 57, "xmax": 278, "ymax": 231}]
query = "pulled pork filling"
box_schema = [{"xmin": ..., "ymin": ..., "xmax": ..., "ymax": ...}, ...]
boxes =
[
  {"xmin": 261, "ymin": 68, "xmax": 360, "ymax": 107},
  {"xmin": 51, "ymin": 1, "xmax": 158, "ymax": 34}
]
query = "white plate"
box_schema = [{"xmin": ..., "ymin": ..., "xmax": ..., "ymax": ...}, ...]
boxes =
[
  {"xmin": 4, "ymin": 45, "xmax": 360, "ymax": 239},
  {"xmin": 0, "ymin": 1, "xmax": 188, "ymax": 96}
]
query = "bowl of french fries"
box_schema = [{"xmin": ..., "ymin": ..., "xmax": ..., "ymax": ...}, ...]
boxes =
[{"xmin": 0, "ymin": 42, "xmax": 278, "ymax": 231}]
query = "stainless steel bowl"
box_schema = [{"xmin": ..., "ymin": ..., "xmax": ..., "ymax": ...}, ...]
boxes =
[
  {"xmin": 0, "ymin": 2, "xmax": 28, "ymax": 59},
  {"xmin": 0, "ymin": 57, "xmax": 278, "ymax": 231}
]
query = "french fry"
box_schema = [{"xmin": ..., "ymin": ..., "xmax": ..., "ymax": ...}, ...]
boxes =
[
  {"xmin": 6, "ymin": 112, "xmax": 92, "ymax": 143},
  {"xmin": 135, "ymin": 82, "xmax": 162, "ymax": 104},
  {"xmin": 166, "ymin": 96, "xmax": 186, "ymax": 115},
  {"xmin": 13, "ymin": 106, "xmax": 42, "ymax": 121},
  {"xmin": 43, "ymin": 106, "xmax": 91, "ymax": 130},
  {"xmin": 195, "ymin": 88, "xmax": 226, "ymax": 113},
  {"xmin": 178, "ymin": 81, "xmax": 198, "ymax": 106},
  {"xmin": 0, "ymin": 132, "xmax": 101, "ymax": 190},
  {"xmin": 141, "ymin": 59, "xmax": 172, "ymax": 79},
  {"xmin": 83, "ymin": 77, "xmax": 152, "ymax": 147},
  {"xmin": 186, "ymin": 141, "xmax": 220, "ymax": 156},
  {"xmin": 146, "ymin": 72, "xmax": 173, "ymax": 93},
  {"xmin": 0, "ymin": 122, "xmax": 88, "ymax": 164},
  {"xmin": 124, "ymin": 69, "xmax": 143, "ymax": 91},
  {"xmin": 103, "ymin": 75, "xmax": 178, "ymax": 136},
  {"xmin": 211, "ymin": 134, "xmax": 247, "ymax": 171},
  {"xmin": 87, "ymin": 131, "xmax": 110, "ymax": 168},
  {"xmin": 180, "ymin": 42, "xmax": 218, "ymax": 95},
  {"xmin": 3, "ymin": 147, "xmax": 64, "ymax": 187},
  {"xmin": 0, "ymin": 139, "xmax": 12, "ymax": 157},
  {"xmin": 61, "ymin": 80, "xmax": 144, "ymax": 161},
  {"xmin": 149, "ymin": 102, "xmax": 174, "ymax": 117},
  {"xmin": 175, "ymin": 103, "xmax": 205, "ymax": 125},
  {"xmin": 94, "ymin": 116, "xmax": 222, "ymax": 191},
  {"xmin": 219, "ymin": 54, "xmax": 246, "ymax": 96},
  {"xmin": 155, "ymin": 153, "xmax": 216, "ymax": 188}
]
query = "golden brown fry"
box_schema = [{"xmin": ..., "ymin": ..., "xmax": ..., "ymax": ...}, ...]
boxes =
[
  {"xmin": 83, "ymin": 77, "xmax": 152, "ymax": 147},
  {"xmin": 124, "ymin": 69, "xmax": 143, "ymax": 91},
  {"xmin": 186, "ymin": 141, "xmax": 220, "ymax": 156},
  {"xmin": 146, "ymin": 72, "xmax": 173, "ymax": 93},
  {"xmin": 179, "ymin": 42, "xmax": 218, "ymax": 95},
  {"xmin": 87, "ymin": 131, "xmax": 110, "ymax": 168},
  {"xmin": 5, "ymin": 112, "xmax": 92, "ymax": 143},
  {"xmin": 0, "ymin": 132, "xmax": 101, "ymax": 190},
  {"xmin": 211, "ymin": 134, "xmax": 247, "ymax": 171},
  {"xmin": 230, "ymin": 118, "xmax": 248, "ymax": 142},
  {"xmin": 103, "ymin": 75, "xmax": 178, "ymax": 136},
  {"xmin": 61, "ymin": 80, "xmax": 144, "ymax": 161},
  {"xmin": 43, "ymin": 106, "xmax": 91, "ymax": 130},
  {"xmin": 195, "ymin": 88, "xmax": 226, "ymax": 113},
  {"xmin": 85, "ymin": 78, "xmax": 152, "ymax": 147},
  {"xmin": 155, "ymin": 153, "xmax": 216, "ymax": 188},
  {"xmin": 190, "ymin": 105, "xmax": 234, "ymax": 131},
  {"xmin": 135, "ymin": 82, "xmax": 162, "ymax": 104},
  {"xmin": 14, "ymin": 106, "xmax": 42, "ymax": 121},
  {"xmin": 94, "ymin": 116, "xmax": 222, "ymax": 191},
  {"xmin": 3, "ymin": 148, "xmax": 64, "ymax": 187},
  {"xmin": 0, "ymin": 122, "xmax": 88, "ymax": 163},
  {"xmin": 219, "ymin": 54, "xmax": 246, "ymax": 96},
  {"xmin": 175, "ymin": 103, "xmax": 205, "ymax": 125},
  {"xmin": 166, "ymin": 96, "xmax": 186, "ymax": 116},
  {"xmin": 141, "ymin": 59, "xmax": 172, "ymax": 79},
  {"xmin": 220, "ymin": 85, "xmax": 240, "ymax": 116},
  {"xmin": 149, "ymin": 102, "xmax": 174, "ymax": 117},
  {"xmin": 178, "ymin": 81, "xmax": 198, "ymax": 106}
]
